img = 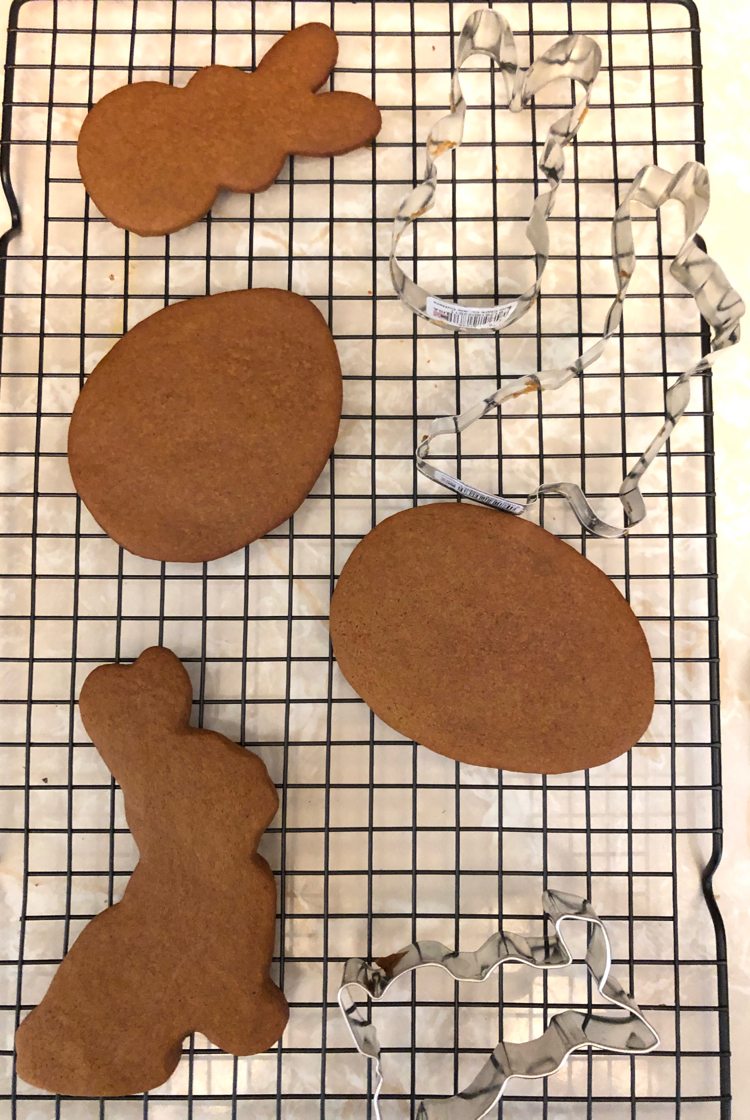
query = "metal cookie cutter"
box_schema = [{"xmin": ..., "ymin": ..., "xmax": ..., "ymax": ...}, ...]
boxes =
[
  {"xmin": 391, "ymin": 7, "xmax": 602, "ymax": 332},
  {"xmin": 339, "ymin": 889, "xmax": 659, "ymax": 1120},
  {"xmin": 417, "ymin": 161, "xmax": 745, "ymax": 537}
]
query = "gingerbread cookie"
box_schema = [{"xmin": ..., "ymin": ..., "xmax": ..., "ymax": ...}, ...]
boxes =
[
  {"xmin": 68, "ymin": 287, "xmax": 342, "ymax": 562},
  {"xmin": 77, "ymin": 22, "xmax": 382, "ymax": 236},
  {"xmin": 330, "ymin": 503, "xmax": 654, "ymax": 774},
  {"xmin": 15, "ymin": 646, "xmax": 288, "ymax": 1097}
]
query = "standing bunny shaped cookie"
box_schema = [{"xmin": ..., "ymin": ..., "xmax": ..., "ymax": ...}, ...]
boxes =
[
  {"xmin": 77, "ymin": 22, "xmax": 382, "ymax": 236},
  {"xmin": 15, "ymin": 647, "xmax": 288, "ymax": 1097}
]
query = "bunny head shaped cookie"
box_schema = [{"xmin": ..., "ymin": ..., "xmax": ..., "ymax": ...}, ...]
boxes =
[
  {"xmin": 77, "ymin": 22, "xmax": 382, "ymax": 236},
  {"xmin": 15, "ymin": 647, "xmax": 288, "ymax": 1097}
]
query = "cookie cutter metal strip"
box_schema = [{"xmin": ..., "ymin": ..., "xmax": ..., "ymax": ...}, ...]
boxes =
[
  {"xmin": 339, "ymin": 889, "xmax": 659, "ymax": 1120},
  {"xmin": 390, "ymin": 7, "xmax": 602, "ymax": 333},
  {"xmin": 416, "ymin": 160, "xmax": 745, "ymax": 538}
]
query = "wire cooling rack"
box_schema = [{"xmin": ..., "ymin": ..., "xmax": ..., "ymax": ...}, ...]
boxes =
[{"xmin": 0, "ymin": 1, "xmax": 729, "ymax": 1118}]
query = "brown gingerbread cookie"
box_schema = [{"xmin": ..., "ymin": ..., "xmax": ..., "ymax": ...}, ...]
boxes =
[
  {"xmin": 77, "ymin": 22, "xmax": 382, "ymax": 236},
  {"xmin": 68, "ymin": 287, "xmax": 342, "ymax": 563},
  {"xmin": 329, "ymin": 503, "xmax": 654, "ymax": 774},
  {"xmin": 15, "ymin": 646, "xmax": 288, "ymax": 1097}
]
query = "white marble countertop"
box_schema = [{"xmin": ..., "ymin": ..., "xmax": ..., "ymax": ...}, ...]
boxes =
[
  {"xmin": 0, "ymin": 0, "xmax": 748, "ymax": 1108},
  {"xmin": 689, "ymin": 0, "xmax": 750, "ymax": 1101}
]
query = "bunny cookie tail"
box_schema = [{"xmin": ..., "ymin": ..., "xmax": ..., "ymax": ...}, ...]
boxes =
[{"xmin": 15, "ymin": 894, "xmax": 186, "ymax": 1097}]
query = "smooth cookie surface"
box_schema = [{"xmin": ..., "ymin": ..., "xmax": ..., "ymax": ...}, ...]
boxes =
[
  {"xmin": 68, "ymin": 287, "xmax": 342, "ymax": 562},
  {"xmin": 77, "ymin": 22, "xmax": 382, "ymax": 236},
  {"xmin": 15, "ymin": 646, "xmax": 288, "ymax": 1097},
  {"xmin": 330, "ymin": 503, "xmax": 654, "ymax": 774}
]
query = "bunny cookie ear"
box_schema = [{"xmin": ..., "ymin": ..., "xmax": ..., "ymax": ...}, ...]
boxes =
[
  {"xmin": 79, "ymin": 647, "xmax": 194, "ymax": 780},
  {"xmin": 257, "ymin": 22, "xmax": 339, "ymax": 92},
  {"xmin": 294, "ymin": 90, "xmax": 382, "ymax": 156}
]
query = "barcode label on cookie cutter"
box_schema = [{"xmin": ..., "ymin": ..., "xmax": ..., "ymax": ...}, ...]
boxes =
[
  {"xmin": 432, "ymin": 470, "xmax": 525, "ymax": 514},
  {"xmin": 426, "ymin": 296, "xmax": 519, "ymax": 330}
]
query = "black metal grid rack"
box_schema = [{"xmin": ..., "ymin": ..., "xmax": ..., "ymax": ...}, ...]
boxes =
[{"xmin": 0, "ymin": 1, "xmax": 729, "ymax": 1118}]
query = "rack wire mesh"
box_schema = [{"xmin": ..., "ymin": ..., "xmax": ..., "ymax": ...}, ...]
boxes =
[{"xmin": 0, "ymin": 1, "xmax": 729, "ymax": 1117}]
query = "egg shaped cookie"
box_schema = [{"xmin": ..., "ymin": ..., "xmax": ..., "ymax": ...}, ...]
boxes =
[
  {"xmin": 68, "ymin": 288, "xmax": 342, "ymax": 562},
  {"xmin": 330, "ymin": 503, "xmax": 654, "ymax": 775}
]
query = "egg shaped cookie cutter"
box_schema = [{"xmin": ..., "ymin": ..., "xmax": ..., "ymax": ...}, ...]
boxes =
[
  {"xmin": 339, "ymin": 889, "xmax": 659, "ymax": 1120},
  {"xmin": 416, "ymin": 160, "xmax": 745, "ymax": 537},
  {"xmin": 390, "ymin": 7, "xmax": 602, "ymax": 332}
]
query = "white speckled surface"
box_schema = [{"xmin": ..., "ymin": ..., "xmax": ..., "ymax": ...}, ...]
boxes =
[
  {"xmin": 690, "ymin": 0, "xmax": 750, "ymax": 1104},
  {"xmin": 0, "ymin": 0, "xmax": 748, "ymax": 1113}
]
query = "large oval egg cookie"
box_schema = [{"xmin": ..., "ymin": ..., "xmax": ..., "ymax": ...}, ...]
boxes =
[
  {"xmin": 68, "ymin": 288, "xmax": 342, "ymax": 562},
  {"xmin": 330, "ymin": 503, "xmax": 654, "ymax": 774}
]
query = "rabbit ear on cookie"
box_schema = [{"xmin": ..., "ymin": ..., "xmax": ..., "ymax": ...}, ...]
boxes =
[
  {"xmin": 294, "ymin": 90, "xmax": 381, "ymax": 156},
  {"xmin": 257, "ymin": 22, "xmax": 340, "ymax": 91},
  {"xmin": 78, "ymin": 648, "xmax": 194, "ymax": 780}
]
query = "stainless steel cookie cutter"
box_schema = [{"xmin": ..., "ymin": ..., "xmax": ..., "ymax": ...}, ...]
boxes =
[
  {"xmin": 417, "ymin": 160, "xmax": 745, "ymax": 537},
  {"xmin": 339, "ymin": 890, "xmax": 659, "ymax": 1120},
  {"xmin": 390, "ymin": 7, "xmax": 602, "ymax": 332}
]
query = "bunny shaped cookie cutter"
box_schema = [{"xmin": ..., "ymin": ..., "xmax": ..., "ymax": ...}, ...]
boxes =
[
  {"xmin": 390, "ymin": 7, "xmax": 602, "ymax": 332},
  {"xmin": 416, "ymin": 161, "xmax": 745, "ymax": 537},
  {"xmin": 339, "ymin": 890, "xmax": 659, "ymax": 1120}
]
